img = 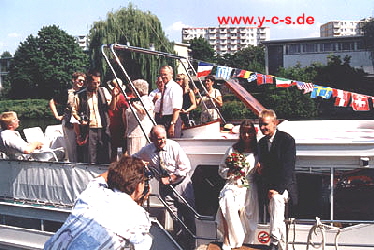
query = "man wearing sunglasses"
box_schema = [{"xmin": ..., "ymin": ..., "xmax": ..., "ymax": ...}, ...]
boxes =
[{"xmin": 49, "ymin": 72, "xmax": 86, "ymax": 162}]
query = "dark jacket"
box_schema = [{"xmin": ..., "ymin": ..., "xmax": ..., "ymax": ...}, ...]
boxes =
[{"xmin": 259, "ymin": 130, "xmax": 298, "ymax": 205}]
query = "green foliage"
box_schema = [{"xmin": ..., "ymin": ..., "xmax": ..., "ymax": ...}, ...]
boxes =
[
  {"xmin": 0, "ymin": 99, "xmax": 53, "ymax": 119},
  {"xmin": 1, "ymin": 51, "xmax": 12, "ymax": 58},
  {"xmin": 362, "ymin": 18, "xmax": 374, "ymax": 55},
  {"xmin": 277, "ymin": 62, "xmax": 319, "ymax": 83},
  {"xmin": 188, "ymin": 37, "xmax": 216, "ymax": 62},
  {"xmin": 216, "ymin": 45, "xmax": 265, "ymax": 73},
  {"xmin": 88, "ymin": 4, "xmax": 174, "ymax": 89},
  {"xmin": 221, "ymin": 99, "xmax": 257, "ymax": 120},
  {"xmin": 255, "ymin": 85, "xmax": 318, "ymax": 119},
  {"xmin": 7, "ymin": 25, "xmax": 88, "ymax": 99}
]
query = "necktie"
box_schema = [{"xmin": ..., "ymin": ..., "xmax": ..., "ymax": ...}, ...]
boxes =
[
  {"xmin": 159, "ymin": 89, "xmax": 165, "ymax": 117},
  {"xmin": 158, "ymin": 150, "xmax": 168, "ymax": 177},
  {"xmin": 267, "ymin": 138, "xmax": 272, "ymax": 151}
]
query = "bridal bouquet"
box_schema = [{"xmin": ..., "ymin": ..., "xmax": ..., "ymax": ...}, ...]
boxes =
[{"xmin": 225, "ymin": 152, "xmax": 249, "ymax": 186}]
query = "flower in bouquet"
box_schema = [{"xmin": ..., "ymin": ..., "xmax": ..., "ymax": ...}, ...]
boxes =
[{"xmin": 225, "ymin": 152, "xmax": 249, "ymax": 186}]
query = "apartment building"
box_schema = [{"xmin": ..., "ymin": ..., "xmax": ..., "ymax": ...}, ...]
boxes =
[
  {"xmin": 74, "ymin": 35, "xmax": 89, "ymax": 51},
  {"xmin": 182, "ymin": 26, "xmax": 270, "ymax": 55},
  {"xmin": 320, "ymin": 21, "xmax": 366, "ymax": 37}
]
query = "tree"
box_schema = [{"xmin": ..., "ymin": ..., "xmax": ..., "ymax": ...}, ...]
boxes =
[
  {"xmin": 88, "ymin": 4, "xmax": 174, "ymax": 89},
  {"xmin": 1, "ymin": 51, "xmax": 12, "ymax": 58},
  {"xmin": 362, "ymin": 18, "xmax": 374, "ymax": 60},
  {"xmin": 7, "ymin": 25, "xmax": 88, "ymax": 99},
  {"xmin": 188, "ymin": 37, "xmax": 215, "ymax": 62},
  {"xmin": 217, "ymin": 45, "xmax": 265, "ymax": 73}
]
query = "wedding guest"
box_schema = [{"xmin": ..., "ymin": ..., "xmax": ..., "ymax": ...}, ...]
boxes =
[
  {"xmin": 175, "ymin": 73, "xmax": 196, "ymax": 128},
  {"xmin": 197, "ymin": 75, "xmax": 223, "ymax": 123},
  {"xmin": 44, "ymin": 156, "xmax": 152, "ymax": 249},
  {"xmin": 125, "ymin": 79, "xmax": 154, "ymax": 155},
  {"xmin": 72, "ymin": 70, "xmax": 116, "ymax": 164},
  {"xmin": 216, "ymin": 120, "xmax": 259, "ymax": 250},
  {"xmin": 133, "ymin": 125, "xmax": 196, "ymax": 250},
  {"xmin": 0, "ymin": 111, "xmax": 43, "ymax": 160},
  {"xmin": 105, "ymin": 78, "xmax": 129, "ymax": 162},
  {"xmin": 149, "ymin": 76, "xmax": 164, "ymax": 124},
  {"xmin": 49, "ymin": 72, "xmax": 85, "ymax": 162},
  {"xmin": 157, "ymin": 66, "xmax": 183, "ymax": 138}
]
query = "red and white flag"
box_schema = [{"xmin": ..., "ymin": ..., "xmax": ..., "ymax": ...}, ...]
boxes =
[
  {"xmin": 350, "ymin": 93, "xmax": 369, "ymax": 111},
  {"xmin": 197, "ymin": 62, "xmax": 213, "ymax": 77},
  {"xmin": 332, "ymin": 89, "xmax": 351, "ymax": 107}
]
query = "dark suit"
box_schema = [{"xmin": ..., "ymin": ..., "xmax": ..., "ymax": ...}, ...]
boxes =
[
  {"xmin": 259, "ymin": 130, "xmax": 297, "ymax": 248},
  {"xmin": 258, "ymin": 130, "xmax": 298, "ymax": 205}
]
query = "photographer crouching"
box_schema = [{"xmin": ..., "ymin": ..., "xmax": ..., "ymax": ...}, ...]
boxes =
[{"xmin": 44, "ymin": 156, "xmax": 153, "ymax": 250}]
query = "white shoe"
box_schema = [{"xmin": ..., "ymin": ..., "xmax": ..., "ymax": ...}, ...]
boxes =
[{"xmin": 221, "ymin": 244, "xmax": 231, "ymax": 250}]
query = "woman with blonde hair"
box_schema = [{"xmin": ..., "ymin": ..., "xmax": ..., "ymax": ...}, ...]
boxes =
[{"xmin": 175, "ymin": 73, "xmax": 197, "ymax": 128}]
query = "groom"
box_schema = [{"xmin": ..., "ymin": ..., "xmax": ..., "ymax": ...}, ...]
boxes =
[{"xmin": 258, "ymin": 109, "xmax": 298, "ymax": 250}]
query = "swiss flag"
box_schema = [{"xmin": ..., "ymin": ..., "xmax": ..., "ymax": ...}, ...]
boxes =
[
  {"xmin": 332, "ymin": 89, "xmax": 351, "ymax": 107},
  {"xmin": 350, "ymin": 93, "xmax": 370, "ymax": 111}
]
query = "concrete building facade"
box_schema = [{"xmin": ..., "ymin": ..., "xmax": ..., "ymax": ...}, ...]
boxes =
[
  {"xmin": 262, "ymin": 35, "xmax": 373, "ymax": 75},
  {"xmin": 182, "ymin": 26, "xmax": 270, "ymax": 55},
  {"xmin": 320, "ymin": 21, "xmax": 366, "ymax": 37}
]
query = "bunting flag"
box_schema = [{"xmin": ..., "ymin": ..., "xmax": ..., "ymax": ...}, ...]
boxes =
[
  {"xmin": 332, "ymin": 89, "xmax": 351, "ymax": 107},
  {"xmin": 247, "ymin": 73, "xmax": 257, "ymax": 82},
  {"xmin": 244, "ymin": 71, "xmax": 253, "ymax": 79},
  {"xmin": 310, "ymin": 85, "xmax": 333, "ymax": 99},
  {"xmin": 198, "ymin": 62, "xmax": 374, "ymax": 112},
  {"xmin": 237, "ymin": 70, "xmax": 246, "ymax": 78},
  {"xmin": 197, "ymin": 62, "xmax": 214, "ymax": 77},
  {"xmin": 256, "ymin": 73, "xmax": 274, "ymax": 85},
  {"xmin": 275, "ymin": 77, "xmax": 294, "ymax": 88},
  {"xmin": 232, "ymin": 69, "xmax": 242, "ymax": 78},
  {"xmin": 351, "ymin": 93, "xmax": 370, "ymax": 111},
  {"xmin": 216, "ymin": 66, "xmax": 233, "ymax": 80},
  {"xmin": 295, "ymin": 81, "xmax": 314, "ymax": 94}
]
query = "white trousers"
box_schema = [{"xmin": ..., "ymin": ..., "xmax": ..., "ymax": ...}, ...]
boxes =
[{"xmin": 269, "ymin": 190, "xmax": 288, "ymax": 250}]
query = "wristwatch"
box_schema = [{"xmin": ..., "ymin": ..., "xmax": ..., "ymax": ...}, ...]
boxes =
[
  {"xmin": 170, "ymin": 121, "xmax": 175, "ymax": 125},
  {"xmin": 168, "ymin": 176, "xmax": 173, "ymax": 184}
]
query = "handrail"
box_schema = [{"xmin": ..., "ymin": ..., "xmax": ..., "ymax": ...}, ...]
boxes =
[
  {"xmin": 108, "ymin": 43, "xmax": 226, "ymax": 124},
  {"xmin": 148, "ymin": 194, "xmax": 218, "ymax": 241},
  {"xmin": 101, "ymin": 45, "xmax": 153, "ymax": 143}
]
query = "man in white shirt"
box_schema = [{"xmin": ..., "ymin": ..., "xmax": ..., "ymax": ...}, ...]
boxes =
[
  {"xmin": 0, "ymin": 111, "xmax": 43, "ymax": 160},
  {"xmin": 133, "ymin": 125, "xmax": 196, "ymax": 249},
  {"xmin": 157, "ymin": 66, "xmax": 183, "ymax": 138}
]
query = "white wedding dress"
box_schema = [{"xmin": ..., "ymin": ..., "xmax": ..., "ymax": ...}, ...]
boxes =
[{"xmin": 216, "ymin": 146, "xmax": 259, "ymax": 248}]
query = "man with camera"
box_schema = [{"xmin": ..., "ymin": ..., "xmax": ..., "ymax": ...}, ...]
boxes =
[
  {"xmin": 133, "ymin": 125, "xmax": 196, "ymax": 250},
  {"xmin": 44, "ymin": 156, "xmax": 152, "ymax": 249},
  {"xmin": 72, "ymin": 70, "xmax": 118, "ymax": 164}
]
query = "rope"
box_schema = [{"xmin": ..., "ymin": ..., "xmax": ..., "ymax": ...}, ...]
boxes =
[{"xmin": 306, "ymin": 217, "xmax": 341, "ymax": 250}]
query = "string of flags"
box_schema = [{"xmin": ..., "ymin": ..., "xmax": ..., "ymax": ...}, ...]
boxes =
[{"xmin": 197, "ymin": 61, "xmax": 373, "ymax": 111}]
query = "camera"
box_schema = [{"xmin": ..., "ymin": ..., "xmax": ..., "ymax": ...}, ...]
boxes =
[
  {"xmin": 143, "ymin": 165, "xmax": 154, "ymax": 196},
  {"xmin": 130, "ymin": 97, "xmax": 140, "ymax": 103},
  {"xmin": 79, "ymin": 112, "xmax": 88, "ymax": 122}
]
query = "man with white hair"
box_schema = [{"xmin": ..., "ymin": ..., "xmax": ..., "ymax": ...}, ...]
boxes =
[
  {"xmin": 133, "ymin": 125, "xmax": 196, "ymax": 249},
  {"xmin": 157, "ymin": 65, "xmax": 183, "ymax": 138}
]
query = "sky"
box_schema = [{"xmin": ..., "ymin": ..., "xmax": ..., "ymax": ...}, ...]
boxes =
[{"xmin": 1, "ymin": 0, "xmax": 374, "ymax": 55}]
